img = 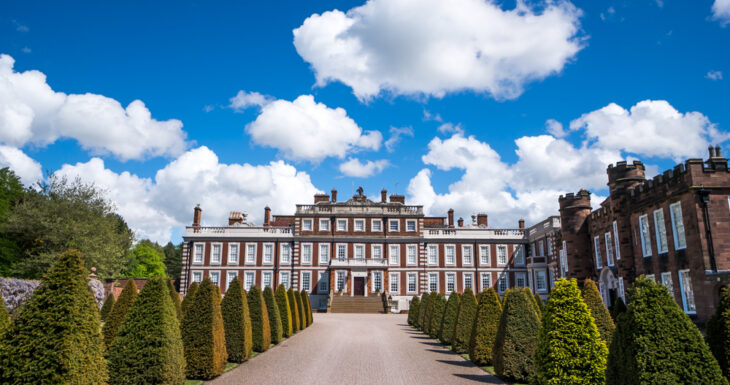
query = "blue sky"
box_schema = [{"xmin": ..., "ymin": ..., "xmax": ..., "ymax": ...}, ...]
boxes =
[{"xmin": 0, "ymin": 0, "xmax": 728, "ymax": 243}]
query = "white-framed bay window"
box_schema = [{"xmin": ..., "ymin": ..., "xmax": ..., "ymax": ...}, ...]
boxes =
[
  {"xmin": 479, "ymin": 244, "xmax": 490, "ymax": 266},
  {"xmin": 336, "ymin": 219, "xmax": 347, "ymax": 232},
  {"xmin": 280, "ymin": 243, "xmax": 291, "ymax": 264},
  {"xmin": 389, "ymin": 244, "xmax": 400, "ymax": 265},
  {"xmin": 678, "ymin": 269, "xmax": 696, "ymax": 314},
  {"xmin": 407, "ymin": 273, "xmax": 417, "ymax": 294},
  {"xmin": 371, "ymin": 219, "xmax": 382, "ymax": 232},
  {"xmin": 354, "ymin": 219, "xmax": 365, "ymax": 232},
  {"xmin": 670, "ymin": 202, "xmax": 687, "ymax": 250},
  {"xmin": 319, "ymin": 244, "xmax": 330, "ymax": 264},
  {"xmin": 514, "ymin": 245, "xmax": 525, "ymax": 266},
  {"xmin": 389, "ymin": 219, "xmax": 400, "ymax": 232},
  {"xmin": 262, "ymin": 243, "xmax": 274, "ymax": 264},
  {"xmin": 406, "ymin": 244, "xmax": 417, "ymax": 265},
  {"xmin": 302, "ymin": 218, "xmax": 313, "ymax": 231},
  {"xmin": 406, "ymin": 220, "xmax": 417, "ymax": 232},
  {"xmin": 389, "ymin": 273, "xmax": 400, "ymax": 294},
  {"xmin": 515, "ymin": 272, "xmax": 527, "ymax": 288},
  {"xmin": 462, "ymin": 245, "xmax": 473, "ymax": 266},
  {"xmin": 228, "ymin": 243, "xmax": 239, "ymax": 265},
  {"xmin": 193, "ymin": 243, "xmax": 204, "ymax": 264}
]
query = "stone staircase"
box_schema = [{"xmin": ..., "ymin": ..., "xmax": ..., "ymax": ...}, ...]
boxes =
[{"xmin": 330, "ymin": 295, "xmax": 384, "ymax": 313}]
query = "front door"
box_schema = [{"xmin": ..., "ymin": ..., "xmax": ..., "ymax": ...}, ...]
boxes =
[{"xmin": 354, "ymin": 277, "xmax": 365, "ymax": 296}]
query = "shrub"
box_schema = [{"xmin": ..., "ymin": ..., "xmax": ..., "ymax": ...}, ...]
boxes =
[
  {"xmin": 276, "ymin": 284, "xmax": 293, "ymax": 337},
  {"xmin": 610, "ymin": 296, "xmax": 627, "ymax": 320},
  {"xmin": 408, "ymin": 295, "xmax": 420, "ymax": 326},
  {"xmin": 417, "ymin": 292, "xmax": 429, "ymax": 330},
  {"xmin": 0, "ymin": 249, "xmax": 108, "ymax": 384},
  {"xmin": 181, "ymin": 281, "xmax": 198, "ymax": 318},
  {"xmin": 103, "ymin": 279, "xmax": 138, "ymax": 348},
  {"xmin": 423, "ymin": 292, "xmax": 438, "ymax": 334},
  {"xmin": 220, "ymin": 278, "xmax": 252, "ymax": 363},
  {"xmin": 167, "ymin": 279, "xmax": 182, "ymax": 321},
  {"xmin": 493, "ymin": 288, "xmax": 540, "ymax": 383},
  {"xmin": 294, "ymin": 290, "xmax": 305, "ymax": 330},
  {"xmin": 181, "ymin": 278, "xmax": 227, "ymax": 379},
  {"xmin": 534, "ymin": 279, "xmax": 607, "ymax": 385},
  {"xmin": 469, "ymin": 288, "xmax": 502, "ymax": 366},
  {"xmin": 100, "ymin": 293, "xmax": 115, "ymax": 322},
  {"xmin": 108, "ymin": 277, "xmax": 185, "ymax": 385},
  {"xmin": 302, "ymin": 291, "xmax": 313, "ymax": 325},
  {"xmin": 430, "ymin": 294, "xmax": 447, "ymax": 339},
  {"xmin": 707, "ymin": 287, "xmax": 730, "ymax": 379},
  {"xmin": 0, "ymin": 293, "xmax": 9, "ymax": 338},
  {"xmin": 582, "ymin": 279, "xmax": 615, "ymax": 343},
  {"xmin": 248, "ymin": 286, "xmax": 271, "ymax": 352},
  {"xmin": 440, "ymin": 293, "xmax": 461, "ymax": 345},
  {"xmin": 288, "ymin": 288, "xmax": 300, "ymax": 333},
  {"xmin": 534, "ymin": 291, "xmax": 545, "ymax": 314},
  {"xmin": 264, "ymin": 286, "xmax": 283, "ymax": 344},
  {"xmin": 606, "ymin": 277, "xmax": 726, "ymax": 385},
  {"xmin": 453, "ymin": 288, "xmax": 477, "ymax": 353}
]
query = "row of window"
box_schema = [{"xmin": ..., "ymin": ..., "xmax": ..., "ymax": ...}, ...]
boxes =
[
  {"xmin": 531, "ymin": 237, "xmax": 553, "ymax": 257},
  {"xmin": 645, "ymin": 269, "xmax": 696, "ymax": 314},
  {"xmin": 593, "ymin": 221, "xmax": 622, "ymax": 270},
  {"xmin": 301, "ymin": 218, "xmax": 417, "ymax": 232},
  {"xmin": 190, "ymin": 270, "xmax": 328, "ymax": 293},
  {"xmin": 638, "ymin": 201, "xmax": 686, "ymax": 258},
  {"xmin": 192, "ymin": 242, "xmax": 524, "ymax": 267}
]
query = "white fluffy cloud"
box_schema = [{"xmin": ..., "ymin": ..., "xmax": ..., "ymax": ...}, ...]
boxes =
[
  {"xmin": 713, "ymin": 0, "xmax": 730, "ymax": 25},
  {"xmin": 339, "ymin": 158, "xmax": 389, "ymax": 177},
  {"xmin": 384, "ymin": 126, "xmax": 413, "ymax": 152},
  {"xmin": 245, "ymin": 94, "xmax": 381, "ymax": 162},
  {"xmin": 569, "ymin": 100, "xmax": 725, "ymax": 161},
  {"xmin": 706, "ymin": 70, "xmax": 723, "ymax": 81},
  {"xmin": 54, "ymin": 146, "xmax": 321, "ymax": 243},
  {"xmin": 293, "ymin": 0, "xmax": 584, "ymax": 100},
  {"xmin": 0, "ymin": 145, "xmax": 42, "ymax": 185},
  {"xmin": 229, "ymin": 90, "xmax": 272, "ymax": 111},
  {"xmin": 0, "ymin": 54, "xmax": 187, "ymax": 160}
]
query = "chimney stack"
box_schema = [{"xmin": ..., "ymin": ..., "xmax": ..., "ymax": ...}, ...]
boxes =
[
  {"xmin": 331, "ymin": 188, "xmax": 338, "ymax": 203},
  {"xmin": 264, "ymin": 206, "xmax": 271, "ymax": 227},
  {"xmin": 518, "ymin": 219, "xmax": 525, "ymax": 229},
  {"xmin": 477, "ymin": 213, "xmax": 488, "ymax": 227},
  {"xmin": 448, "ymin": 209, "xmax": 454, "ymax": 228},
  {"xmin": 458, "ymin": 217, "xmax": 464, "ymax": 227},
  {"xmin": 381, "ymin": 188, "xmax": 387, "ymax": 203},
  {"xmin": 716, "ymin": 145, "xmax": 722, "ymax": 158},
  {"xmin": 709, "ymin": 145, "xmax": 716, "ymax": 158},
  {"xmin": 228, "ymin": 211, "xmax": 243, "ymax": 225},
  {"xmin": 193, "ymin": 204, "xmax": 202, "ymax": 227}
]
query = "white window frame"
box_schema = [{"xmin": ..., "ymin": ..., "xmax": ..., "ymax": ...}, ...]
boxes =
[
  {"xmin": 514, "ymin": 245, "xmax": 525, "ymax": 266},
  {"xmin": 353, "ymin": 244, "xmax": 365, "ymax": 259},
  {"xmin": 262, "ymin": 271, "xmax": 273, "ymax": 288},
  {"xmin": 463, "ymin": 273, "xmax": 474, "ymax": 291},
  {"xmin": 244, "ymin": 271, "xmax": 255, "ymax": 291},
  {"xmin": 371, "ymin": 244, "xmax": 383, "ymax": 260},
  {"xmin": 262, "ymin": 243, "xmax": 274, "ymax": 265},
  {"xmin": 372, "ymin": 271, "xmax": 383, "ymax": 292},
  {"xmin": 654, "ymin": 209, "xmax": 669, "ymax": 254},
  {"xmin": 446, "ymin": 272, "xmax": 456, "ymax": 294},
  {"xmin": 406, "ymin": 244, "xmax": 418, "ymax": 265},
  {"xmin": 301, "ymin": 271, "xmax": 311, "ymax": 292},
  {"xmin": 192, "ymin": 270, "xmax": 203, "ymax": 283},
  {"xmin": 336, "ymin": 219, "xmax": 347, "ymax": 232},
  {"xmin": 390, "ymin": 273, "xmax": 400, "ymax": 294},
  {"xmin": 445, "ymin": 244, "xmax": 456, "ymax": 265},
  {"xmin": 515, "ymin": 272, "xmax": 527, "ymax": 288},
  {"xmin": 462, "ymin": 245, "xmax": 474, "ymax": 266},
  {"xmin": 319, "ymin": 244, "xmax": 330, "ymax": 265},
  {"xmin": 428, "ymin": 272, "xmax": 438, "ymax": 292},
  {"xmin": 279, "ymin": 271, "xmax": 290, "ymax": 290},
  {"xmin": 480, "ymin": 273, "xmax": 491, "ymax": 291},
  {"xmin": 389, "ymin": 244, "xmax": 400, "ymax": 266},
  {"xmin": 227, "ymin": 271, "xmax": 238, "ymax": 288},
  {"xmin": 645, "ymin": 274, "xmax": 655, "ymax": 282},
  {"xmin": 661, "ymin": 271, "xmax": 674, "ymax": 297},
  {"xmin": 318, "ymin": 271, "xmax": 329, "ymax": 293},
  {"xmin": 209, "ymin": 271, "xmax": 220, "ymax": 286},
  {"xmin": 678, "ymin": 269, "xmax": 696, "ymax": 314},
  {"xmin": 407, "ymin": 273, "xmax": 417, "ymax": 294},
  {"xmin": 301, "ymin": 243, "xmax": 313, "ymax": 265},
  {"xmin": 604, "ymin": 232, "xmax": 614, "ymax": 267},
  {"xmin": 594, "ymin": 236, "xmax": 603, "ymax": 269},
  {"xmin": 560, "ymin": 241, "xmax": 568, "ymax": 276},
  {"xmin": 613, "ymin": 221, "xmax": 621, "ymax": 260},
  {"xmin": 245, "ymin": 243, "xmax": 257, "ymax": 265},
  {"xmin": 638, "ymin": 214, "xmax": 652, "ymax": 257},
  {"xmin": 497, "ymin": 245, "xmax": 508, "ymax": 266},
  {"xmin": 336, "ymin": 243, "xmax": 347, "ymax": 259},
  {"xmin": 371, "ymin": 219, "xmax": 383, "ymax": 232},
  {"xmin": 228, "ymin": 243, "xmax": 239, "ymax": 265},
  {"xmin": 354, "ymin": 218, "xmax": 365, "ymax": 232},
  {"xmin": 538, "ymin": 241, "xmax": 545, "ymax": 257},
  {"xmin": 389, "ymin": 219, "xmax": 400, "ymax": 232},
  {"xmin": 669, "ymin": 202, "xmax": 687, "ymax": 250},
  {"xmin": 618, "ymin": 277, "xmax": 625, "ymax": 301},
  {"xmin": 535, "ymin": 270, "xmax": 547, "ymax": 292},
  {"xmin": 302, "ymin": 218, "xmax": 313, "ymax": 232},
  {"xmin": 479, "ymin": 244, "xmax": 490, "ymax": 266},
  {"xmin": 406, "ymin": 219, "xmax": 417, "ymax": 232},
  {"xmin": 319, "ymin": 218, "xmax": 330, "ymax": 232},
  {"xmin": 546, "ymin": 239, "xmax": 553, "ymax": 256},
  {"xmin": 336, "ymin": 271, "xmax": 346, "ymax": 292},
  {"xmin": 193, "ymin": 243, "xmax": 205, "ymax": 264},
  {"xmin": 210, "ymin": 243, "xmax": 223, "ymax": 265},
  {"xmin": 280, "ymin": 243, "xmax": 291, "ymax": 264},
  {"xmin": 427, "ymin": 245, "xmax": 438, "ymax": 266},
  {"xmin": 498, "ymin": 273, "xmax": 508, "ymax": 293}
]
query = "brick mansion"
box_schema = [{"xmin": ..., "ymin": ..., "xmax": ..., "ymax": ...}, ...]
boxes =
[{"xmin": 181, "ymin": 147, "xmax": 730, "ymax": 323}]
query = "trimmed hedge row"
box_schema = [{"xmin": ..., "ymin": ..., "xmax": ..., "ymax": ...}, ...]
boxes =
[
  {"xmin": 181, "ymin": 278, "xmax": 227, "ymax": 380},
  {"xmin": 469, "ymin": 288, "xmax": 501, "ymax": 366},
  {"xmin": 221, "ymin": 278, "xmax": 252, "ymax": 363},
  {"xmin": 276, "ymin": 284, "xmax": 293, "ymax": 337},
  {"xmin": 439, "ymin": 292, "xmax": 460, "ymax": 345},
  {"xmin": 453, "ymin": 288, "xmax": 477, "ymax": 353},
  {"xmin": 248, "ymin": 285, "xmax": 271, "ymax": 353},
  {"xmin": 288, "ymin": 288, "xmax": 300, "ymax": 333},
  {"xmin": 407, "ymin": 295, "xmax": 420, "ymax": 326},
  {"xmin": 264, "ymin": 286, "xmax": 283, "ymax": 345}
]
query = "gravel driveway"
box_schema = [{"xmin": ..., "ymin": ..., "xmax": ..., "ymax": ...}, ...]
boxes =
[{"xmin": 208, "ymin": 313, "xmax": 504, "ymax": 385}]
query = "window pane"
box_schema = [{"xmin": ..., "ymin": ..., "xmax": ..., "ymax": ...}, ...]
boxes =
[
  {"xmin": 639, "ymin": 215, "xmax": 652, "ymax": 257},
  {"xmin": 374, "ymin": 272, "xmax": 382, "ymax": 292},
  {"xmin": 594, "ymin": 236, "xmax": 602, "ymax": 269},
  {"xmin": 355, "ymin": 220, "xmax": 364, "ymax": 231},
  {"xmin": 654, "ymin": 210, "xmax": 668, "ymax": 253},
  {"xmin": 318, "ymin": 272, "xmax": 328, "ymax": 292},
  {"xmin": 373, "ymin": 245, "xmax": 382, "ymax": 259},
  {"xmin": 407, "ymin": 245, "xmax": 417, "ymax": 264},
  {"xmin": 429, "ymin": 273, "xmax": 438, "ymax": 292},
  {"xmin": 428, "ymin": 245, "xmax": 438, "ymax": 265},
  {"xmin": 389, "ymin": 220, "xmax": 399, "ymax": 231},
  {"xmin": 604, "ymin": 233, "xmax": 614, "ymax": 267},
  {"xmin": 408, "ymin": 274, "xmax": 417, "ymax": 292},
  {"xmin": 390, "ymin": 274, "xmax": 399, "ymax": 292},
  {"xmin": 229, "ymin": 244, "xmax": 239, "ymax": 263},
  {"xmin": 446, "ymin": 246, "xmax": 455, "ymax": 264},
  {"xmin": 389, "ymin": 245, "xmax": 399, "ymax": 265},
  {"xmin": 481, "ymin": 274, "xmax": 491, "ymax": 290},
  {"xmin": 480, "ymin": 245, "xmax": 489, "ymax": 265},
  {"xmin": 463, "ymin": 246, "xmax": 473, "ymax": 265},
  {"xmin": 281, "ymin": 243, "xmax": 291, "ymax": 263},
  {"xmin": 446, "ymin": 274, "xmax": 455, "ymax": 293},
  {"xmin": 319, "ymin": 245, "xmax": 329, "ymax": 264},
  {"xmin": 464, "ymin": 274, "xmax": 473, "ymax": 290},
  {"xmin": 320, "ymin": 219, "xmax": 329, "ymax": 231},
  {"xmin": 263, "ymin": 272, "xmax": 272, "ymax": 288},
  {"xmin": 372, "ymin": 220, "xmax": 382, "ymax": 232},
  {"xmin": 264, "ymin": 244, "xmax": 273, "ymax": 263},
  {"xmin": 355, "ymin": 245, "xmax": 364, "ymax": 259},
  {"xmin": 407, "ymin": 221, "xmax": 416, "ymax": 231},
  {"xmin": 671, "ymin": 203, "xmax": 686, "ymax": 249}
]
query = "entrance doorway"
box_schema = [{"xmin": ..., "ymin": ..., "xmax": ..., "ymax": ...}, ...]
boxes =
[{"xmin": 354, "ymin": 277, "xmax": 365, "ymax": 296}]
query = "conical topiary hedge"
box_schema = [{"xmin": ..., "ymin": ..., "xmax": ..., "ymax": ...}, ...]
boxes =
[
  {"xmin": 167, "ymin": 279, "xmax": 182, "ymax": 322},
  {"xmin": 302, "ymin": 290, "xmax": 313, "ymax": 325},
  {"xmin": 263, "ymin": 286, "xmax": 283, "ymax": 344},
  {"xmin": 469, "ymin": 288, "xmax": 502, "ymax": 366},
  {"xmin": 288, "ymin": 288, "xmax": 300, "ymax": 333},
  {"xmin": 453, "ymin": 287, "xmax": 477, "ymax": 353},
  {"xmin": 108, "ymin": 277, "xmax": 185, "ymax": 385},
  {"xmin": 181, "ymin": 277, "xmax": 227, "ymax": 380},
  {"xmin": 440, "ymin": 293, "xmax": 461, "ymax": 345},
  {"xmin": 423, "ymin": 292, "xmax": 438, "ymax": 334},
  {"xmin": 607, "ymin": 277, "xmax": 726, "ymax": 385},
  {"xmin": 100, "ymin": 293, "xmax": 115, "ymax": 322},
  {"xmin": 221, "ymin": 278, "xmax": 252, "ymax": 363},
  {"xmin": 294, "ymin": 290, "xmax": 305, "ymax": 329},
  {"xmin": 248, "ymin": 286, "xmax": 271, "ymax": 352},
  {"xmin": 417, "ymin": 292, "xmax": 429, "ymax": 330},
  {"xmin": 534, "ymin": 291, "xmax": 544, "ymax": 315},
  {"xmin": 493, "ymin": 288, "xmax": 541, "ymax": 383},
  {"xmin": 582, "ymin": 279, "xmax": 615, "ymax": 343},
  {"xmin": 707, "ymin": 286, "xmax": 730, "ymax": 380},
  {"xmin": 276, "ymin": 284, "xmax": 293, "ymax": 338},
  {"xmin": 0, "ymin": 249, "xmax": 108, "ymax": 384},
  {"xmin": 610, "ymin": 296, "xmax": 627, "ymax": 320},
  {"xmin": 103, "ymin": 279, "xmax": 138, "ymax": 348},
  {"xmin": 408, "ymin": 295, "xmax": 420, "ymax": 327},
  {"xmin": 430, "ymin": 294, "xmax": 447, "ymax": 339},
  {"xmin": 181, "ymin": 281, "xmax": 198, "ymax": 318},
  {"xmin": 535, "ymin": 278, "xmax": 607, "ymax": 385}
]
